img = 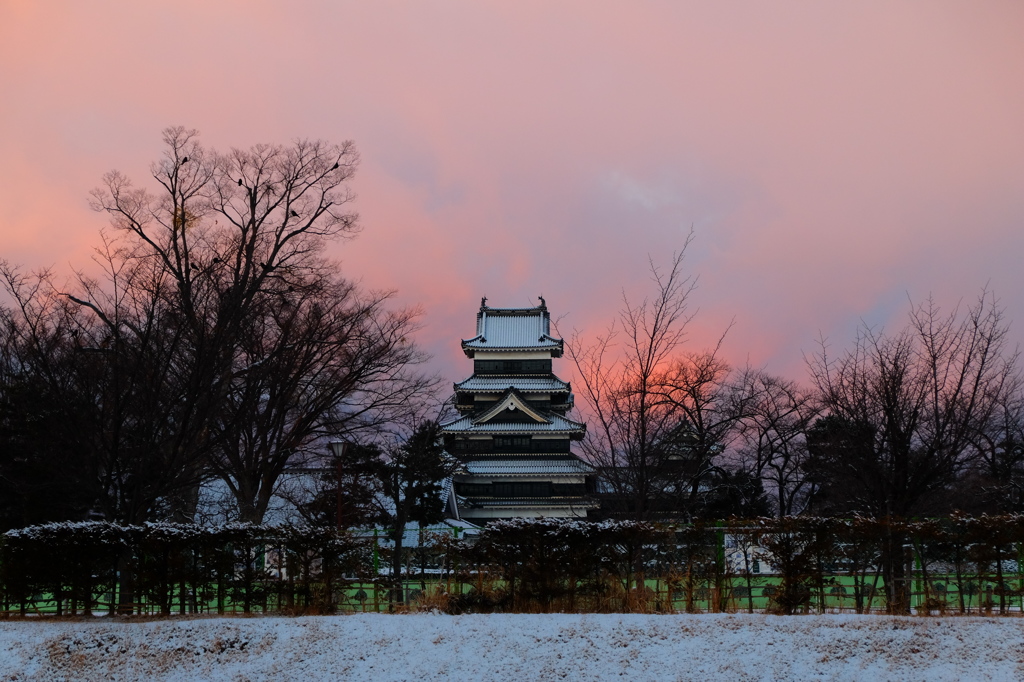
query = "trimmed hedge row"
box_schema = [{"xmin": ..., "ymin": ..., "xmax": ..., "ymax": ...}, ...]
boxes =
[
  {"xmin": 4, "ymin": 515, "xmax": 1024, "ymax": 616},
  {"xmin": 0, "ymin": 522, "xmax": 370, "ymax": 615},
  {"xmin": 443, "ymin": 515, "xmax": 1024, "ymax": 615}
]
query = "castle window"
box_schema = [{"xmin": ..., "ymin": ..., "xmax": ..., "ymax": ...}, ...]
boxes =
[
  {"xmin": 494, "ymin": 435, "xmax": 531, "ymax": 449},
  {"xmin": 492, "ymin": 482, "xmax": 553, "ymax": 497}
]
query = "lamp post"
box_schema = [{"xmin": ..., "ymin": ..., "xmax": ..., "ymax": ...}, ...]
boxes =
[{"xmin": 329, "ymin": 441, "xmax": 349, "ymax": 530}]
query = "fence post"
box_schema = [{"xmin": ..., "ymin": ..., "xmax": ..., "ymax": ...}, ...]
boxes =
[
  {"xmin": 1017, "ymin": 540, "xmax": 1024, "ymax": 613},
  {"xmin": 373, "ymin": 529, "xmax": 380, "ymax": 613},
  {"xmin": 914, "ymin": 545, "xmax": 922, "ymax": 614},
  {"xmin": 716, "ymin": 521, "xmax": 726, "ymax": 613}
]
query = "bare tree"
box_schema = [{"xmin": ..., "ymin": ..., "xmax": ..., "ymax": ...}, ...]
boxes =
[
  {"xmin": 736, "ymin": 374, "xmax": 821, "ymax": 517},
  {"xmin": 0, "ymin": 245, "xmax": 210, "ymax": 525},
  {"xmin": 0, "ymin": 266, "xmax": 102, "ymax": 529},
  {"xmin": 806, "ymin": 290, "xmax": 1018, "ymax": 612},
  {"xmin": 78, "ymin": 127, "xmax": 436, "ymax": 523},
  {"xmin": 564, "ymin": 242, "xmax": 694, "ymax": 520},
  {"xmin": 563, "ymin": 233, "xmax": 746, "ymax": 520},
  {"xmin": 213, "ymin": 281, "xmax": 437, "ymax": 523},
  {"xmin": 89, "ymin": 127, "xmax": 361, "ymax": 454},
  {"xmin": 964, "ymin": 375, "xmax": 1024, "ymax": 512},
  {"xmin": 807, "ymin": 292, "xmax": 1017, "ymax": 519},
  {"xmin": 657, "ymin": 345, "xmax": 760, "ymax": 514}
]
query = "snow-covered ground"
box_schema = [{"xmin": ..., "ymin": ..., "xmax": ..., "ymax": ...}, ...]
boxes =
[{"xmin": 2, "ymin": 613, "xmax": 1022, "ymax": 681}]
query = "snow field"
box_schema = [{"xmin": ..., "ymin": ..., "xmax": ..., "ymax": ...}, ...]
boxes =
[{"xmin": 2, "ymin": 613, "xmax": 1023, "ymax": 681}]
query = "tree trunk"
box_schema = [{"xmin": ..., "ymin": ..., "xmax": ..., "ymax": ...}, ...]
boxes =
[
  {"xmin": 391, "ymin": 529, "xmax": 405, "ymax": 606},
  {"xmin": 882, "ymin": 527, "xmax": 911, "ymax": 615}
]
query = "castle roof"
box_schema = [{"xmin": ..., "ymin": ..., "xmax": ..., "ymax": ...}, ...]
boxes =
[
  {"xmin": 454, "ymin": 374, "xmax": 570, "ymax": 393},
  {"xmin": 461, "ymin": 300, "xmax": 563, "ymax": 356},
  {"xmin": 440, "ymin": 411, "xmax": 586, "ymax": 435},
  {"xmin": 462, "ymin": 458, "xmax": 595, "ymax": 477}
]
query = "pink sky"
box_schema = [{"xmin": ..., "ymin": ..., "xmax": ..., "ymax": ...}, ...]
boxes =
[{"xmin": 2, "ymin": 1, "xmax": 1023, "ymax": 387}]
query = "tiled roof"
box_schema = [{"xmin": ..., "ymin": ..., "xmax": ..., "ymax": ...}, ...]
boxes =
[
  {"xmin": 455, "ymin": 375, "xmax": 570, "ymax": 393},
  {"xmin": 461, "ymin": 305, "xmax": 563, "ymax": 355},
  {"xmin": 464, "ymin": 498, "xmax": 600, "ymax": 509},
  {"xmin": 440, "ymin": 475, "xmax": 453, "ymax": 506},
  {"xmin": 462, "ymin": 459, "xmax": 596, "ymax": 476},
  {"xmin": 456, "ymin": 453, "xmax": 575, "ymax": 460},
  {"xmin": 441, "ymin": 412, "xmax": 586, "ymax": 434},
  {"xmin": 472, "ymin": 389, "xmax": 550, "ymax": 425}
]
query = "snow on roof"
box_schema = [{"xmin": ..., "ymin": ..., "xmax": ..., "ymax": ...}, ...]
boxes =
[
  {"xmin": 467, "ymin": 498, "xmax": 600, "ymax": 509},
  {"xmin": 441, "ymin": 411, "xmax": 585, "ymax": 434},
  {"xmin": 463, "ymin": 459, "xmax": 596, "ymax": 476},
  {"xmin": 440, "ymin": 475, "xmax": 454, "ymax": 507},
  {"xmin": 454, "ymin": 375, "xmax": 570, "ymax": 393},
  {"xmin": 472, "ymin": 389, "xmax": 551, "ymax": 425},
  {"xmin": 461, "ymin": 304, "xmax": 563, "ymax": 356}
]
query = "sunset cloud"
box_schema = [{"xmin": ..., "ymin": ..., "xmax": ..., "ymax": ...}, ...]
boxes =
[{"xmin": 2, "ymin": 1, "xmax": 1022, "ymax": 386}]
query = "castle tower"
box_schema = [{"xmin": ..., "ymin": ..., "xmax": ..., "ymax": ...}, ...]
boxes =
[{"xmin": 441, "ymin": 299, "xmax": 596, "ymax": 521}]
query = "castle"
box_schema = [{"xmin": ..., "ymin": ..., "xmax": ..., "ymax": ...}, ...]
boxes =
[{"xmin": 441, "ymin": 299, "xmax": 596, "ymax": 522}]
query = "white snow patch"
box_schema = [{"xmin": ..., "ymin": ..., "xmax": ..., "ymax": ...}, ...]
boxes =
[{"xmin": 1, "ymin": 613, "xmax": 1022, "ymax": 681}]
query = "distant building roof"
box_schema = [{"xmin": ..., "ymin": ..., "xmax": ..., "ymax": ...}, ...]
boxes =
[
  {"xmin": 461, "ymin": 301, "xmax": 563, "ymax": 356},
  {"xmin": 465, "ymin": 498, "xmax": 600, "ymax": 510}
]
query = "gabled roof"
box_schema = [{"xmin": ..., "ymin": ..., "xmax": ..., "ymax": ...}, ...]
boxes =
[
  {"xmin": 472, "ymin": 389, "xmax": 550, "ymax": 425},
  {"xmin": 440, "ymin": 411, "xmax": 586, "ymax": 435},
  {"xmin": 454, "ymin": 374, "xmax": 570, "ymax": 393},
  {"xmin": 461, "ymin": 301, "xmax": 563, "ymax": 356}
]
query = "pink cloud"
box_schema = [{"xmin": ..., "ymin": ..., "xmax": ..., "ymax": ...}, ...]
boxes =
[{"xmin": 2, "ymin": 1, "xmax": 1023, "ymax": 387}]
